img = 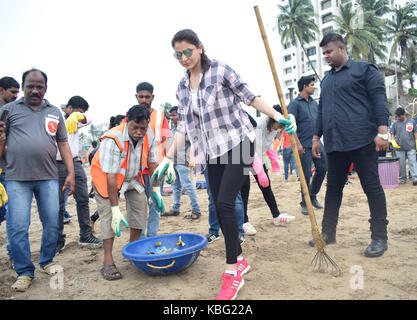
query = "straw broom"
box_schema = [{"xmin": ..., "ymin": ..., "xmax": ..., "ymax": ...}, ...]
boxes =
[{"xmin": 253, "ymin": 5, "xmax": 341, "ymax": 276}]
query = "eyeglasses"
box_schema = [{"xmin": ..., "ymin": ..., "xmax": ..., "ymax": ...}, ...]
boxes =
[{"xmin": 173, "ymin": 48, "xmax": 194, "ymax": 60}]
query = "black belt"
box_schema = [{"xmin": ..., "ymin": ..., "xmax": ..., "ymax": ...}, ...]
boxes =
[{"xmin": 57, "ymin": 156, "xmax": 81, "ymax": 163}]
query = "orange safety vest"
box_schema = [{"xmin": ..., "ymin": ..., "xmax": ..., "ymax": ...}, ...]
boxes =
[
  {"xmin": 143, "ymin": 109, "xmax": 169, "ymax": 174},
  {"xmin": 90, "ymin": 122, "xmax": 152, "ymax": 198}
]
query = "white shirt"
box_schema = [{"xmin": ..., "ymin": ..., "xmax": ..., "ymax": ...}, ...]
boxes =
[{"xmin": 56, "ymin": 109, "xmax": 92, "ymax": 160}]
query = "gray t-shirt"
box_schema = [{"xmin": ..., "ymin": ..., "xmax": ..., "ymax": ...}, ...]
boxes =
[
  {"xmin": 392, "ymin": 118, "xmax": 416, "ymax": 151},
  {"xmin": 0, "ymin": 98, "xmax": 67, "ymax": 181}
]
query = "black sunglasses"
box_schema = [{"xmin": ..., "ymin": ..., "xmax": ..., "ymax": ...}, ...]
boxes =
[{"xmin": 173, "ymin": 48, "xmax": 194, "ymax": 60}]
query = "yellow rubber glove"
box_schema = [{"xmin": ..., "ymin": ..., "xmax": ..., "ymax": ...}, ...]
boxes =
[
  {"xmin": 0, "ymin": 182, "xmax": 7, "ymax": 208},
  {"xmin": 65, "ymin": 112, "xmax": 85, "ymax": 135},
  {"xmin": 111, "ymin": 205, "xmax": 129, "ymax": 237},
  {"xmin": 390, "ymin": 139, "xmax": 400, "ymax": 149},
  {"xmin": 151, "ymin": 157, "xmax": 176, "ymax": 185}
]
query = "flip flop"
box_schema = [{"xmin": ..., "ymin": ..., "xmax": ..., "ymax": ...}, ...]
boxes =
[
  {"xmin": 184, "ymin": 212, "xmax": 201, "ymax": 220},
  {"xmin": 39, "ymin": 262, "xmax": 57, "ymax": 275},
  {"xmin": 161, "ymin": 210, "xmax": 179, "ymax": 217},
  {"xmin": 101, "ymin": 263, "xmax": 122, "ymax": 281}
]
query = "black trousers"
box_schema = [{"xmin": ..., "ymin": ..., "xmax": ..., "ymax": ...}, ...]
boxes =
[
  {"xmin": 207, "ymin": 138, "xmax": 254, "ymax": 264},
  {"xmin": 253, "ymin": 164, "xmax": 280, "ymax": 218},
  {"xmin": 322, "ymin": 142, "xmax": 388, "ymax": 240}
]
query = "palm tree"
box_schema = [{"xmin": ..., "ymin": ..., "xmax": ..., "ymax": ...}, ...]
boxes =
[
  {"xmin": 276, "ymin": 0, "xmax": 321, "ymax": 82},
  {"xmin": 387, "ymin": 1, "xmax": 417, "ymax": 93},
  {"xmin": 332, "ymin": 2, "xmax": 380, "ymax": 61},
  {"xmin": 357, "ymin": 0, "xmax": 391, "ymax": 64},
  {"xmin": 403, "ymin": 48, "xmax": 417, "ymax": 89}
]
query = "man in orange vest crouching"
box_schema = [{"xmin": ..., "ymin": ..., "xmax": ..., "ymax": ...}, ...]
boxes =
[{"xmin": 90, "ymin": 105, "xmax": 163, "ymax": 280}]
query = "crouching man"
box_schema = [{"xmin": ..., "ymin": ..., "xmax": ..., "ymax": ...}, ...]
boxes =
[{"xmin": 90, "ymin": 105, "xmax": 163, "ymax": 280}]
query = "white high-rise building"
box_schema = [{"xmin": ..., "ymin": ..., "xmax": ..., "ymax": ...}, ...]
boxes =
[{"xmin": 277, "ymin": 0, "xmax": 398, "ymax": 104}]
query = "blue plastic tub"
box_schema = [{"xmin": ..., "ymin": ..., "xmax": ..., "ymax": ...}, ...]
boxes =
[{"xmin": 122, "ymin": 233, "xmax": 208, "ymax": 276}]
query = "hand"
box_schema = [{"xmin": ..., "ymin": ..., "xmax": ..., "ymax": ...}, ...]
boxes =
[
  {"xmin": 151, "ymin": 186, "xmax": 165, "ymax": 214},
  {"xmin": 62, "ymin": 173, "xmax": 75, "ymax": 196},
  {"xmin": 312, "ymin": 139, "xmax": 321, "ymax": 158},
  {"xmin": 151, "ymin": 157, "xmax": 175, "ymax": 184},
  {"xmin": 265, "ymin": 149, "xmax": 281, "ymax": 172},
  {"xmin": 253, "ymin": 158, "xmax": 269, "ymax": 188},
  {"xmin": 374, "ymin": 136, "xmax": 389, "ymax": 152},
  {"xmin": 296, "ymin": 142, "xmax": 304, "ymax": 157},
  {"xmin": 390, "ymin": 139, "xmax": 400, "ymax": 149},
  {"xmin": 111, "ymin": 205, "xmax": 129, "ymax": 237},
  {"xmin": 0, "ymin": 121, "xmax": 6, "ymax": 135},
  {"xmin": 274, "ymin": 112, "xmax": 297, "ymax": 134},
  {"xmin": 65, "ymin": 112, "xmax": 85, "ymax": 135}
]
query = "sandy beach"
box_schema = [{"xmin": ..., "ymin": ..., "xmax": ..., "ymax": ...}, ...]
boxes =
[{"xmin": 0, "ymin": 161, "xmax": 416, "ymax": 300}]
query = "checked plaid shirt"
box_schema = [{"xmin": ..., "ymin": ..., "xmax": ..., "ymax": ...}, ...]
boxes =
[{"xmin": 175, "ymin": 60, "xmax": 256, "ymax": 174}]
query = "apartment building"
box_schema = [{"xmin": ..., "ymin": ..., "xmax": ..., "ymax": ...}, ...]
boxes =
[{"xmin": 278, "ymin": 0, "xmax": 398, "ymax": 104}]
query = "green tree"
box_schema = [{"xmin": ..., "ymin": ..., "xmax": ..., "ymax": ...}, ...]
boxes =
[
  {"xmin": 276, "ymin": 0, "xmax": 321, "ymax": 81},
  {"xmin": 88, "ymin": 123, "xmax": 106, "ymax": 142},
  {"xmin": 387, "ymin": 1, "xmax": 417, "ymax": 93},
  {"xmin": 332, "ymin": 2, "xmax": 380, "ymax": 61},
  {"xmin": 403, "ymin": 48, "xmax": 417, "ymax": 88},
  {"xmin": 358, "ymin": 0, "xmax": 391, "ymax": 64}
]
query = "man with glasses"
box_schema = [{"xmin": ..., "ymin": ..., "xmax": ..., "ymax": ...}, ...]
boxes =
[
  {"xmin": 135, "ymin": 82, "xmax": 172, "ymax": 237},
  {"xmin": 0, "ymin": 69, "xmax": 75, "ymax": 292},
  {"xmin": 288, "ymin": 76, "xmax": 327, "ymax": 216}
]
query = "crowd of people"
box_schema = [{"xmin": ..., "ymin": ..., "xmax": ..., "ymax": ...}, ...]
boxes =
[{"xmin": 0, "ymin": 30, "xmax": 413, "ymax": 300}]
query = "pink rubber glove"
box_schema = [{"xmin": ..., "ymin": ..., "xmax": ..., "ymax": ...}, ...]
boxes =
[
  {"xmin": 266, "ymin": 149, "xmax": 281, "ymax": 173},
  {"xmin": 253, "ymin": 158, "xmax": 269, "ymax": 188}
]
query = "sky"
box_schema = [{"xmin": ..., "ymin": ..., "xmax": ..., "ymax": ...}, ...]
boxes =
[{"xmin": 0, "ymin": 0, "xmax": 285, "ymax": 129}]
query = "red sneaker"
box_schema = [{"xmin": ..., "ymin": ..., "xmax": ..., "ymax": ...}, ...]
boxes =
[
  {"xmin": 216, "ymin": 273, "xmax": 244, "ymax": 300},
  {"xmin": 236, "ymin": 257, "xmax": 251, "ymax": 277}
]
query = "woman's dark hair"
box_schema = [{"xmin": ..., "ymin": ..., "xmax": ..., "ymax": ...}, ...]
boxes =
[
  {"xmin": 267, "ymin": 104, "xmax": 283, "ymax": 131},
  {"xmin": 109, "ymin": 114, "xmax": 126, "ymax": 129},
  {"xmin": 171, "ymin": 29, "xmax": 211, "ymax": 73},
  {"xmin": 126, "ymin": 105, "xmax": 150, "ymax": 124}
]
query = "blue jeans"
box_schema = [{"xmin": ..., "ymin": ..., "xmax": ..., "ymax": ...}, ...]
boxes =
[
  {"xmin": 6, "ymin": 180, "xmax": 59, "ymax": 278},
  {"xmin": 398, "ymin": 149, "xmax": 417, "ymax": 182},
  {"xmin": 140, "ymin": 174, "xmax": 159, "ymax": 238},
  {"xmin": 172, "ymin": 165, "xmax": 201, "ymax": 213},
  {"xmin": 204, "ymin": 168, "xmax": 244, "ymax": 236},
  {"xmin": 283, "ymin": 147, "xmax": 299, "ymax": 180}
]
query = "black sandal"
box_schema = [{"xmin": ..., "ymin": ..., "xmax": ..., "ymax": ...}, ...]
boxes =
[
  {"xmin": 100, "ymin": 263, "xmax": 122, "ymax": 281},
  {"xmin": 184, "ymin": 212, "xmax": 201, "ymax": 220},
  {"xmin": 161, "ymin": 210, "xmax": 180, "ymax": 217}
]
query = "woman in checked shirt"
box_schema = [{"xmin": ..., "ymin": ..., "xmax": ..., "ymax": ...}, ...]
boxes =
[{"xmin": 152, "ymin": 29, "xmax": 296, "ymax": 300}]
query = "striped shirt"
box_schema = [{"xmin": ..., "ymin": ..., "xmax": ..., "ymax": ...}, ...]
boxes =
[
  {"xmin": 175, "ymin": 60, "xmax": 256, "ymax": 174},
  {"xmin": 99, "ymin": 125, "xmax": 158, "ymax": 194}
]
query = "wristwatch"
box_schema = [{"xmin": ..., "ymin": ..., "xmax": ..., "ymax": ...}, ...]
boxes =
[{"xmin": 377, "ymin": 133, "xmax": 389, "ymax": 141}]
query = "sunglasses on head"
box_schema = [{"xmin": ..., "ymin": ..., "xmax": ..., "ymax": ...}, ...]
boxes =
[{"xmin": 173, "ymin": 48, "xmax": 194, "ymax": 60}]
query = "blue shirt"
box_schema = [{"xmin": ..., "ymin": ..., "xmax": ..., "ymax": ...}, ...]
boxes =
[
  {"xmin": 315, "ymin": 59, "xmax": 390, "ymax": 153},
  {"xmin": 288, "ymin": 94, "xmax": 318, "ymax": 148}
]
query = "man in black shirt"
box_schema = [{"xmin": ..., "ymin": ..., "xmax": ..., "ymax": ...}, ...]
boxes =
[
  {"xmin": 310, "ymin": 33, "xmax": 390, "ymax": 258},
  {"xmin": 288, "ymin": 76, "xmax": 327, "ymax": 215}
]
